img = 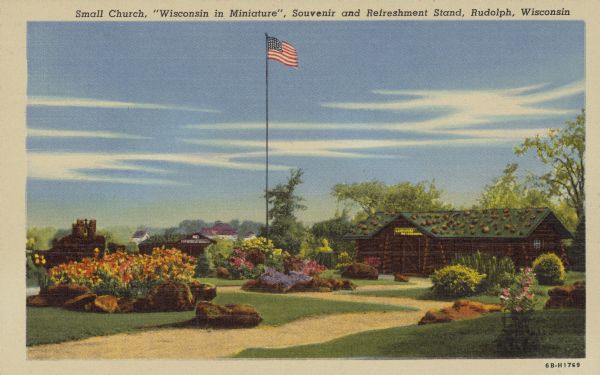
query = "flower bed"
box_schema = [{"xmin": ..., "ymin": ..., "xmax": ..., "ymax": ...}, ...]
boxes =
[{"xmin": 242, "ymin": 268, "xmax": 355, "ymax": 293}]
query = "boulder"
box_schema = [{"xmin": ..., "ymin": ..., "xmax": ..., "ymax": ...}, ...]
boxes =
[
  {"xmin": 133, "ymin": 297, "xmax": 152, "ymax": 312},
  {"xmin": 418, "ymin": 299, "xmax": 502, "ymax": 325},
  {"xmin": 116, "ymin": 297, "xmax": 135, "ymax": 313},
  {"xmin": 188, "ymin": 281, "xmax": 217, "ymax": 302},
  {"xmin": 63, "ymin": 293, "xmax": 97, "ymax": 310},
  {"xmin": 545, "ymin": 281, "xmax": 586, "ymax": 309},
  {"xmin": 147, "ymin": 281, "xmax": 194, "ymax": 311},
  {"xmin": 196, "ymin": 301, "xmax": 262, "ymax": 328},
  {"xmin": 394, "ymin": 273, "xmax": 410, "ymax": 282},
  {"xmin": 39, "ymin": 284, "xmax": 90, "ymax": 306},
  {"xmin": 26, "ymin": 294, "xmax": 51, "ymax": 307},
  {"xmin": 216, "ymin": 266, "xmax": 231, "ymax": 279},
  {"xmin": 341, "ymin": 263, "xmax": 378, "ymax": 280},
  {"xmin": 93, "ymin": 295, "xmax": 119, "ymax": 313}
]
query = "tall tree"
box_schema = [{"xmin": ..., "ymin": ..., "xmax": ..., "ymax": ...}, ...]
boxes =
[
  {"xmin": 515, "ymin": 110, "xmax": 585, "ymax": 270},
  {"xmin": 310, "ymin": 210, "xmax": 355, "ymax": 253},
  {"xmin": 261, "ymin": 168, "xmax": 307, "ymax": 253},
  {"xmin": 332, "ymin": 180, "xmax": 451, "ymax": 218},
  {"xmin": 514, "ymin": 110, "xmax": 585, "ymax": 221}
]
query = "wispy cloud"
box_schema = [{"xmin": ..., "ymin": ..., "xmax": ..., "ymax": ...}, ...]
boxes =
[
  {"xmin": 28, "ymin": 151, "xmax": 290, "ymax": 185},
  {"xmin": 183, "ymin": 137, "xmax": 518, "ymax": 160},
  {"xmin": 28, "ymin": 128, "xmax": 150, "ymax": 140},
  {"xmin": 28, "ymin": 96, "xmax": 219, "ymax": 113},
  {"xmin": 321, "ymin": 81, "xmax": 583, "ymax": 131}
]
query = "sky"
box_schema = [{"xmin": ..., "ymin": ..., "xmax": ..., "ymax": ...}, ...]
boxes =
[{"xmin": 26, "ymin": 21, "xmax": 585, "ymax": 228}]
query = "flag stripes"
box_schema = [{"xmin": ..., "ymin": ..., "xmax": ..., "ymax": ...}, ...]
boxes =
[{"xmin": 267, "ymin": 37, "xmax": 298, "ymax": 68}]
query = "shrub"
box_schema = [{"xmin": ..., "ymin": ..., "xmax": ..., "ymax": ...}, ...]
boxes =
[
  {"xmin": 195, "ymin": 252, "xmax": 210, "ymax": 277},
  {"xmin": 532, "ymin": 253, "xmax": 565, "ymax": 285},
  {"xmin": 335, "ymin": 251, "xmax": 353, "ymax": 271},
  {"xmin": 341, "ymin": 262, "xmax": 378, "ymax": 280},
  {"xmin": 453, "ymin": 251, "xmax": 515, "ymax": 293},
  {"xmin": 315, "ymin": 239, "xmax": 335, "ymax": 268},
  {"xmin": 362, "ymin": 256, "xmax": 381, "ymax": 269},
  {"xmin": 431, "ymin": 265, "xmax": 484, "ymax": 297}
]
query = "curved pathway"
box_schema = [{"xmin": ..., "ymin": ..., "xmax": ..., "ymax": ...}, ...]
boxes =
[{"xmin": 28, "ymin": 281, "xmax": 448, "ymax": 359}]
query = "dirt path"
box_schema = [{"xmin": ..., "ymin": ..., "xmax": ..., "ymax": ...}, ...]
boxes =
[{"xmin": 28, "ymin": 281, "xmax": 447, "ymax": 359}]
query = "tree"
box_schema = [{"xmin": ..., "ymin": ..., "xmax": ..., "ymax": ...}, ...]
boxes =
[
  {"xmin": 332, "ymin": 180, "xmax": 451, "ymax": 219},
  {"xmin": 261, "ymin": 168, "xmax": 308, "ymax": 254},
  {"xmin": 310, "ymin": 210, "xmax": 355, "ymax": 254},
  {"xmin": 514, "ymin": 110, "xmax": 585, "ymax": 221},
  {"xmin": 515, "ymin": 110, "xmax": 585, "ymax": 269}
]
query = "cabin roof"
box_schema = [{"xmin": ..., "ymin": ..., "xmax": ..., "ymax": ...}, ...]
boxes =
[{"xmin": 345, "ymin": 207, "xmax": 573, "ymax": 240}]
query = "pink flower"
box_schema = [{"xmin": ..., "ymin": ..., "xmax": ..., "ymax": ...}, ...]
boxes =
[
  {"xmin": 502, "ymin": 288, "xmax": 510, "ymax": 297},
  {"xmin": 515, "ymin": 306, "xmax": 523, "ymax": 312}
]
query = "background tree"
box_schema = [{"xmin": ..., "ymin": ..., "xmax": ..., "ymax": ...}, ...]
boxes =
[
  {"xmin": 515, "ymin": 110, "xmax": 585, "ymax": 270},
  {"xmin": 310, "ymin": 209, "xmax": 355, "ymax": 254},
  {"xmin": 261, "ymin": 168, "xmax": 308, "ymax": 254},
  {"xmin": 332, "ymin": 180, "xmax": 451, "ymax": 221}
]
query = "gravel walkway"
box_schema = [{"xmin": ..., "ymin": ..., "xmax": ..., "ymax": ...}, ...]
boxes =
[{"xmin": 27, "ymin": 281, "xmax": 448, "ymax": 359}]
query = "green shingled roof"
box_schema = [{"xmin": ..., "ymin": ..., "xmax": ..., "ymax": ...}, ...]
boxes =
[{"xmin": 346, "ymin": 208, "xmax": 571, "ymax": 239}]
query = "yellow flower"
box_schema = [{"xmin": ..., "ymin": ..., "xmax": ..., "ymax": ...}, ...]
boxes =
[
  {"xmin": 41, "ymin": 258, "xmax": 46, "ymax": 265},
  {"xmin": 34, "ymin": 259, "xmax": 40, "ymax": 265}
]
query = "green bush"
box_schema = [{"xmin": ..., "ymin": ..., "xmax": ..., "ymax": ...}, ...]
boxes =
[
  {"xmin": 431, "ymin": 265, "xmax": 484, "ymax": 297},
  {"xmin": 453, "ymin": 251, "xmax": 515, "ymax": 293},
  {"xmin": 195, "ymin": 252, "xmax": 211, "ymax": 277},
  {"xmin": 532, "ymin": 253, "xmax": 565, "ymax": 285}
]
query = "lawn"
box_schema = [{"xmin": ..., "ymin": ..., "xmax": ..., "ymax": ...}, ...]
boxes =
[
  {"xmin": 235, "ymin": 309, "xmax": 585, "ymax": 358},
  {"xmin": 345, "ymin": 271, "xmax": 586, "ymax": 308},
  {"xmin": 196, "ymin": 277, "xmax": 247, "ymax": 286},
  {"xmin": 320, "ymin": 270, "xmax": 409, "ymax": 286},
  {"xmin": 27, "ymin": 291, "xmax": 413, "ymax": 346}
]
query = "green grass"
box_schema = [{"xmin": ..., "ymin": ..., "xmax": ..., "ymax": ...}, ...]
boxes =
[
  {"xmin": 27, "ymin": 291, "xmax": 413, "ymax": 346},
  {"xmin": 320, "ymin": 270, "xmax": 408, "ymax": 286},
  {"xmin": 27, "ymin": 308, "xmax": 196, "ymax": 346},
  {"xmin": 196, "ymin": 277, "xmax": 247, "ymax": 286},
  {"xmin": 236, "ymin": 309, "xmax": 585, "ymax": 358},
  {"xmin": 347, "ymin": 271, "xmax": 586, "ymax": 309},
  {"xmin": 214, "ymin": 292, "xmax": 415, "ymax": 326}
]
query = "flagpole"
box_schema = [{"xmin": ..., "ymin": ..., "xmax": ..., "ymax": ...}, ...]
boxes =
[{"xmin": 265, "ymin": 33, "xmax": 270, "ymax": 241}]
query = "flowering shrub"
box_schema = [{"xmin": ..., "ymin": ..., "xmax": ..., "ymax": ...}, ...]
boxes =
[
  {"xmin": 362, "ymin": 256, "xmax": 381, "ymax": 269},
  {"xmin": 315, "ymin": 239, "xmax": 335, "ymax": 268},
  {"xmin": 499, "ymin": 267, "xmax": 537, "ymax": 313},
  {"xmin": 48, "ymin": 248, "xmax": 196, "ymax": 297},
  {"xmin": 496, "ymin": 267, "xmax": 541, "ymax": 356},
  {"xmin": 335, "ymin": 251, "xmax": 353, "ymax": 271},
  {"xmin": 532, "ymin": 253, "xmax": 565, "ymax": 285},
  {"xmin": 302, "ymin": 260, "xmax": 327, "ymax": 276},
  {"xmin": 431, "ymin": 264, "xmax": 484, "ymax": 297},
  {"xmin": 27, "ymin": 254, "xmax": 51, "ymax": 291}
]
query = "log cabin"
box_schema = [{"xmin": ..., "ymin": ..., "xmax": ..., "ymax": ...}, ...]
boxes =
[{"xmin": 344, "ymin": 208, "xmax": 572, "ymax": 275}]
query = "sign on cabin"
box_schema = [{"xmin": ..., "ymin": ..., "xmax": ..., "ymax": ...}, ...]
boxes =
[{"xmin": 394, "ymin": 227, "xmax": 423, "ymax": 236}]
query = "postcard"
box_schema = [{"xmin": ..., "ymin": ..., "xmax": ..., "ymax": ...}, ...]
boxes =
[{"xmin": 0, "ymin": 0, "xmax": 598, "ymax": 374}]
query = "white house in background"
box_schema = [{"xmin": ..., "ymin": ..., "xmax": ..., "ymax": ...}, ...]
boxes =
[
  {"xmin": 200, "ymin": 222, "xmax": 238, "ymax": 241},
  {"xmin": 130, "ymin": 230, "xmax": 150, "ymax": 245},
  {"xmin": 243, "ymin": 231, "xmax": 257, "ymax": 241}
]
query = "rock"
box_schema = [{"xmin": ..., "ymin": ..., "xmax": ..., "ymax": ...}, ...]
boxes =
[
  {"xmin": 418, "ymin": 299, "xmax": 502, "ymax": 325},
  {"xmin": 147, "ymin": 281, "xmax": 194, "ymax": 311},
  {"xmin": 195, "ymin": 301, "xmax": 262, "ymax": 328},
  {"xmin": 39, "ymin": 284, "xmax": 90, "ymax": 306},
  {"xmin": 341, "ymin": 263, "xmax": 378, "ymax": 280},
  {"xmin": 133, "ymin": 297, "xmax": 151, "ymax": 312},
  {"xmin": 545, "ymin": 281, "xmax": 586, "ymax": 309},
  {"xmin": 116, "ymin": 297, "xmax": 135, "ymax": 313},
  {"xmin": 394, "ymin": 273, "xmax": 410, "ymax": 282},
  {"xmin": 216, "ymin": 267, "xmax": 231, "ymax": 279},
  {"xmin": 26, "ymin": 294, "xmax": 50, "ymax": 307},
  {"xmin": 93, "ymin": 295, "xmax": 119, "ymax": 313},
  {"xmin": 188, "ymin": 281, "xmax": 217, "ymax": 302},
  {"xmin": 63, "ymin": 293, "xmax": 97, "ymax": 310}
]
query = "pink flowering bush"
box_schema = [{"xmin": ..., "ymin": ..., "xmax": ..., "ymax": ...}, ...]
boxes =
[
  {"xmin": 499, "ymin": 267, "xmax": 537, "ymax": 313},
  {"xmin": 496, "ymin": 267, "xmax": 541, "ymax": 356},
  {"xmin": 302, "ymin": 260, "xmax": 327, "ymax": 276}
]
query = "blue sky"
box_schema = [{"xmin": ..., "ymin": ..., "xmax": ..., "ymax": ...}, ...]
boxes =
[{"xmin": 26, "ymin": 21, "xmax": 585, "ymax": 228}]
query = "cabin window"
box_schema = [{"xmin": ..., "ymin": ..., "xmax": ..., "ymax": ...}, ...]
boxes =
[{"xmin": 533, "ymin": 239, "xmax": 541, "ymax": 250}]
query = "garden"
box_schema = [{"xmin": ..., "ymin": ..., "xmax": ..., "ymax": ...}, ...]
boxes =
[{"xmin": 26, "ymin": 237, "xmax": 585, "ymax": 359}]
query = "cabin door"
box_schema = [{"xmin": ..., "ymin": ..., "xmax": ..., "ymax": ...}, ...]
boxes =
[{"xmin": 400, "ymin": 237, "xmax": 422, "ymax": 274}]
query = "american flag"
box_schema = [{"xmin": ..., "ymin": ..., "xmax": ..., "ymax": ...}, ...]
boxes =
[{"xmin": 267, "ymin": 36, "xmax": 298, "ymax": 68}]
